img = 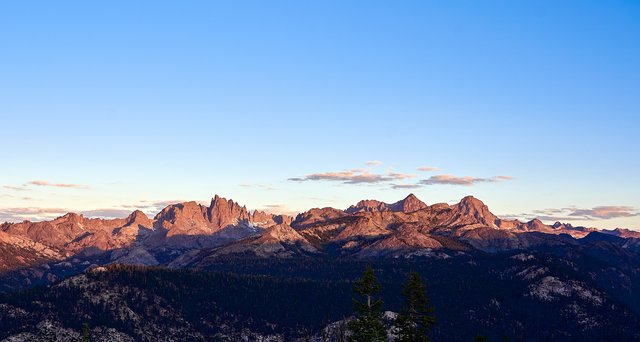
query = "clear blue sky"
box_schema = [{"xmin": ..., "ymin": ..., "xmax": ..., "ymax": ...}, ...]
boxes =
[{"xmin": 1, "ymin": 1, "xmax": 638, "ymax": 229}]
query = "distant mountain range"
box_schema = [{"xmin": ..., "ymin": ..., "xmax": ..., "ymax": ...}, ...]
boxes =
[
  {"xmin": 1, "ymin": 194, "xmax": 639, "ymax": 275},
  {"xmin": 2, "ymin": 194, "xmax": 640, "ymax": 340}
]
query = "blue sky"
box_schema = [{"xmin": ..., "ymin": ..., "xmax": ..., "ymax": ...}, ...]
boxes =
[{"xmin": 1, "ymin": 1, "xmax": 638, "ymax": 229}]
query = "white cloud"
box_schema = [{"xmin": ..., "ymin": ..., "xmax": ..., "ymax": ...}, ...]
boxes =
[
  {"xmin": 416, "ymin": 166, "xmax": 440, "ymax": 172},
  {"xmin": 390, "ymin": 184, "xmax": 422, "ymax": 189},
  {"xmin": 365, "ymin": 160, "xmax": 383, "ymax": 166},
  {"xmin": 0, "ymin": 207, "xmax": 70, "ymax": 222},
  {"xmin": 570, "ymin": 206, "xmax": 639, "ymax": 219},
  {"xmin": 507, "ymin": 205, "xmax": 640, "ymax": 222},
  {"xmin": 290, "ymin": 169, "xmax": 414, "ymax": 184},
  {"xmin": 3, "ymin": 185, "xmax": 31, "ymax": 191},
  {"xmin": 27, "ymin": 180, "xmax": 89, "ymax": 189},
  {"xmin": 420, "ymin": 174, "xmax": 513, "ymax": 186}
]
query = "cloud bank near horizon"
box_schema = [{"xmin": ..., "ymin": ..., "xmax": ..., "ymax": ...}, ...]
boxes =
[{"xmin": 505, "ymin": 206, "xmax": 640, "ymax": 223}]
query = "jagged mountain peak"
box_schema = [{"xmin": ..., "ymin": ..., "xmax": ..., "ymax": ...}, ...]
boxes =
[
  {"xmin": 207, "ymin": 195, "xmax": 249, "ymax": 229},
  {"xmin": 55, "ymin": 212, "xmax": 84, "ymax": 223},
  {"xmin": 456, "ymin": 196, "xmax": 496, "ymax": 216},
  {"xmin": 456, "ymin": 196, "xmax": 494, "ymax": 214},
  {"xmin": 125, "ymin": 210, "xmax": 152, "ymax": 227},
  {"xmin": 388, "ymin": 193, "xmax": 428, "ymax": 213},
  {"xmin": 403, "ymin": 193, "xmax": 421, "ymax": 203},
  {"xmin": 210, "ymin": 194, "xmax": 231, "ymax": 207},
  {"xmin": 126, "ymin": 210, "xmax": 147, "ymax": 220},
  {"xmin": 551, "ymin": 221, "xmax": 571, "ymax": 229},
  {"xmin": 154, "ymin": 201, "xmax": 205, "ymax": 219},
  {"xmin": 345, "ymin": 199, "xmax": 388, "ymax": 214},
  {"xmin": 208, "ymin": 195, "xmax": 247, "ymax": 213},
  {"xmin": 443, "ymin": 195, "xmax": 499, "ymax": 228},
  {"xmin": 152, "ymin": 195, "xmax": 289, "ymax": 238},
  {"xmin": 458, "ymin": 195, "xmax": 485, "ymax": 207},
  {"xmin": 346, "ymin": 194, "xmax": 427, "ymax": 214},
  {"xmin": 526, "ymin": 218, "xmax": 547, "ymax": 230}
]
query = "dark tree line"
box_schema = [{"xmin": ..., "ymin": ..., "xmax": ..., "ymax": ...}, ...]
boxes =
[{"xmin": 3, "ymin": 256, "xmax": 639, "ymax": 341}]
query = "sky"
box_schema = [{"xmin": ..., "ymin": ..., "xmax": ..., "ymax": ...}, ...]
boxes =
[{"xmin": 0, "ymin": 1, "xmax": 638, "ymax": 229}]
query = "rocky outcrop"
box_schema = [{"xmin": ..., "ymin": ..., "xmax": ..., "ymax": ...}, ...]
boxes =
[
  {"xmin": 209, "ymin": 224, "xmax": 317, "ymax": 258},
  {"xmin": 0, "ymin": 213, "xmax": 134, "ymax": 250},
  {"xmin": 355, "ymin": 223, "xmax": 443, "ymax": 257},
  {"xmin": 291, "ymin": 207, "xmax": 349, "ymax": 229},
  {"xmin": 0, "ymin": 231, "xmax": 63, "ymax": 271},
  {"xmin": 154, "ymin": 201, "xmax": 210, "ymax": 234}
]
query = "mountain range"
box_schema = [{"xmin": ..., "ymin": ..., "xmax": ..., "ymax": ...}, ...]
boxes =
[
  {"xmin": 1, "ymin": 194, "xmax": 637, "ymax": 275},
  {"xmin": 1, "ymin": 194, "xmax": 640, "ymax": 341}
]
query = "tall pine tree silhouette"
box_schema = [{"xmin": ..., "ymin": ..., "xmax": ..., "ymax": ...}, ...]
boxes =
[
  {"xmin": 395, "ymin": 272, "xmax": 435, "ymax": 342},
  {"xmin": 348, "ymin": 266, "xmax": 387, "ymax": 342},
  {"xmin": 81, "ymin": 323, "xmax": 91, "ymax": 342}
]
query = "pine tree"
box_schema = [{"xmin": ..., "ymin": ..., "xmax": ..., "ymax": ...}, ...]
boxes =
[
  {"xmin": 395, "ymin": 272, "xmax": 435, "ymax": 342},
  {"xmin": 81, "ymin": 323, "xmax": 91, "ymax": 342},
  {"xmin": 348, "ymin": 266, "xmax": 387, "ymax": 342}
]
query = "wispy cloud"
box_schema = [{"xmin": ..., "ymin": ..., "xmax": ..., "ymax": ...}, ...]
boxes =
[
  {"xmin": 390, "ymin": 183, "xmax": 422, "ymax": 189},
  {"xmin": 0, "ymin": 198, "xmax": 218, "ymax": 223},
  {"xmin": 258, "ymin": 204, "xmax": 300, "ymax": 216},
  {"xmin": 304, "ymin": 196, "xmax": 339, "ymax": 202},
  {"xmin": 419, "ymin": 174, "xmax": 513, "ymax": 186},
  {"xmin": 365, "ymin": 160, "xmax": 383, "ymax": 166},
  {"xmin": 570, "ymin": 206, "xmax": 639, "ymax": 219},
  {"xmin": 238, "ymin": 183, "xmax": 278, "ymax": 191},
  {"xmin": 416, "ymin": 166, "xmax": 440, "ymax": 172},
  {"xmin": 289, "ymin": 169, "xmax": 414, "ymax": 184},
  {"xmin": 80, "ymin": 208, "xmax": 135, "ymax": 219},
  {"xmin": 3, "ymin": 185, "xmax": 31, "ymax": 191},
  {"xmin": 387, "ymin": 172, "xmax": 414, "ymax": 180},
  {"xmin": 0, "ymin": 194, "xmax": 30, "ymax": 200},
  {"xmin": 26, "ymin": 180, "xmax": 89, "ymax": 189},
  {"xmin": 137, "ymin": 199, "xmax": 191, "ymax": 211},
  {"xmin": 290, "ymin": 168, "xmax": 512, "ymax": 190},
  {"xmin": 493, "ymin": 176, "xmax": 515, "ymax": 181},
  {"xmin": 0, "ymin": 206, "xmax": 148, "ymax": 222},
  {"xmin": 0, "ymin": 207, "xmax": 70, "ymax": 222},
  {"xmin": 531, "ymin": 208, "xmax": 570, "ymax": 216},
  {"xmin": 101, "ymin": 199, "xmax": 205, "ymax": 218},
  {"xmin": 507, "ymin": 205, "xmax": 640, "ymax": 222}
]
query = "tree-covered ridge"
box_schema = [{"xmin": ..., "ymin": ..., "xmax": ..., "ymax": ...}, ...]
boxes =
[{"xmin": 1, "ymin": 251, "xmax": 639, "ymax": 341}]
